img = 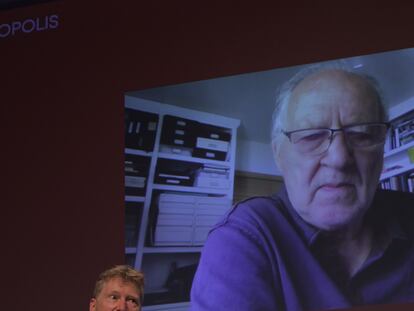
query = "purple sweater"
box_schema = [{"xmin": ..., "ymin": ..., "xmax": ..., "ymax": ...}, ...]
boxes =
[{"xmin": 190, "ymin": 187, "xmax": 414, "ymax": 311}]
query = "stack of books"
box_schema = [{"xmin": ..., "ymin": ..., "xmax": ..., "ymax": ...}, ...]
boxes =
[
  {"xmin": 125, "ymin": 154, "xmax": 150, "ymax": 196},
  {"xmin": 380, "ymin": 172, "xmax": 414, "ymax": 192},
  {"xmin": 125, "ymin": 108, "xmax": 158, "ymax": 151},
  {"xmin": 389, "ymin": 117, "xmax": 414, "ymax": 150}
]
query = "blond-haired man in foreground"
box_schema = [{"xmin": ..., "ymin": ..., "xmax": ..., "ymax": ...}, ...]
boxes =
[{"xmin": 90, "ymin": 265, "xmax": 144, "ymax": 311}]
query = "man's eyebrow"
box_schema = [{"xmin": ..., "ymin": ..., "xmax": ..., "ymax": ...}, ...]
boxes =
[
  {"xmin": 126, "ymin": 295, "xmax": 140, "ymax": 303},
  {"xmin": 126, "ymin": 294, "xmax": 139, "ymax": 299}
]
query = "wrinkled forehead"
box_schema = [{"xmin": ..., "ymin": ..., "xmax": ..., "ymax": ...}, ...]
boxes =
[
  {"xmin": 286, "ymin": 70, "xmax": 381, "ymax": 128},
  {"xmin": 103, "ymin": 277, "xmax": 140, "ymax": 294}
]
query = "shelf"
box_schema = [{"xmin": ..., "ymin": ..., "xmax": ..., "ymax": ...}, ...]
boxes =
[
  {"xmin": 384, "ymin": 139, "xmax": 414, "ymax": 158},
  {"xmin": 381, "ymin": 162, "xmax": 414, "ymax": 180},
  {"xmin": 125, "ymin": 148, "xmax": 153, "ymax": 157},
  {"xmin": 125, "ymin": 247, "xmax": 137, "ymax": 254},
  {"xmin": 143, "ymin": 301, "xmax": 190, "ymax": 311},
  {"xmin": 381, "ymin": 140, "xmax": 414, "ymax": 180},
  {"xmin": 158, "ymin": 152, "xmax": 230, "ymax": 168},
  {"xmin": 125, "ymin": 195, "xmax": 145, "ymax": 202},
  {"xmin": 152, "ymin": 184, "xmax": 228, "ymax": 195},
  {"xmin": 143, "ymin": 246, "xmax": 203, "ymax": 254}
]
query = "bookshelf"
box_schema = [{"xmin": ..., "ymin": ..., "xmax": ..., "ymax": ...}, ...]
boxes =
[
  {"xmin": 124, "ymin": 96, "xmax": 240, "ymax": 311},
  {"xmin": 380, "ymin": 97, "xmax": 414, "ymax": 191}
]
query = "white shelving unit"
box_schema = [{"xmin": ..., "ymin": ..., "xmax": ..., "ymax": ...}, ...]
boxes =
[
  {"xmin": 143, "ymin": 247, "xmax": 204, "ymax": 254},
  {"xmin": 124, "ymin": 96, "xmax": 240, "ymax": 311},
  {"xmin": 125, "ymin": 196, "xmax": 146, "ymax": 203},
  {"xmin": 125, "ymin": 148, "xmax": 153, "ymax": 157},
  {"xmin": 380, "ymin": 97, "xmax": 414, "ymax": 183},
  {"xmin": 152, "ymin": 184, "xmax": 229, "ymax": 195}
]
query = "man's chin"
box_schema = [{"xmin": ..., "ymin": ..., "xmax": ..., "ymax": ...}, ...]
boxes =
[
  {"xmin": 315, "ymin": 187, "xmax": 357, "ymax": 206},
  {"xmin": 308, "ymin": 206, "xmax": 359, "ymax": 230}
]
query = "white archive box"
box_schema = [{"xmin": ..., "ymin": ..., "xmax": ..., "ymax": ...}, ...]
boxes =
[
  {"xmin": 197, "ymin": 196, "xmax": 232, "ymax": 212},
  {"xmin": 194, "ymin": 175, "xmax": 230, "ymax": 189},
  {"xmin": 157, "ymin": 193, "xmax": 232, "ymax": 215},
  {"xmin": 159, "ymin": 145, "xmax": 192, "ymax": 156},
  {"xmin": 158, "ymin": 193, "xmax": 197, "ymax": 209},
  {"xmin": 153, "ymin": 193, "xmax": 233, "ymax": 246},
  {"xmin": 125, "ymin": 176, "xmax": 146, "ymax": 188},
  {"xmin": 194, "ymin": 167, "xmax": 230, "ymax": 189},
  {"xmin": 154, "ymin": 226, "xmax": 193, "ymax": 246},
  {"xmin": 193, "ymin": 227, "xmax": 211, "ymax": 244},
  {"xmin": 196, "ymin": 137, "xmax": 229, "ymax": 152},
  {"xmin": 195, "ymin": 215, "xmax": 224, "ymax": 226},
  {"xmin": 158, "ymin": 202, "xmax": 194, "ymax": 215},
  {"xmin": 157, "ymin": 214, "xmax": 193, "ymax": 226}
]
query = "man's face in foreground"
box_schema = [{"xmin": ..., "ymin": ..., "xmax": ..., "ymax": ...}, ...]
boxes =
[
  {"xmin": 276, "ymin": 70, "xmax": 385, "ymax": 231},
  {"xmin": 89, "ymin": 277, "xmax": 141, "ymax": 311}
]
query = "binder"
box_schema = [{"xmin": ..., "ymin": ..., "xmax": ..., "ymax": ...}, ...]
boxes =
[
  {"xmin": 193, "ymin": 148, "xmax": 227, "ymax": 161},
  {"xmin": 154, "ymin": 159, "xmax": 200, "ymax": 187},
  {"xmin": 125, "ymin": 108, "xmax": 158, "ymax": 151},
  {"xmin": 125, "ymin": 154, "xmax": 150, "ymax": 196},
  {"xmin": 160, "ymin": 115, "xmax": 197, "ymax": 148},
  {"xmin": 125, "ymin": 202, "xmax": 142, "ymax": 247},
  {"xmin": 195, "ymin": 123, "xmax": 231, "ymax": 142}
]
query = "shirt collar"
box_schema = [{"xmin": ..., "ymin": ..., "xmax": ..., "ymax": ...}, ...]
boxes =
[{"xmin": 272, "ymin": 185, "xmax": 322, "ymax": 246}]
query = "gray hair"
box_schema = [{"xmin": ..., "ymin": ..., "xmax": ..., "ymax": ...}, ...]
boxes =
[{"xmin": 271, "ymin": 61, "xmax": 388, "ymax": 153}]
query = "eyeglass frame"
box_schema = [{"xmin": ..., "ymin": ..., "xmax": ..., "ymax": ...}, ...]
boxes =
[{"xmin": 282, "ymin": 122, "xmax": 390, "ymax": 155}]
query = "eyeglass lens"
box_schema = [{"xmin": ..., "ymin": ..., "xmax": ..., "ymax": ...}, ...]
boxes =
[{"xmin": 288, "ymin": 124, "xmax": 388, "ymax": 155}]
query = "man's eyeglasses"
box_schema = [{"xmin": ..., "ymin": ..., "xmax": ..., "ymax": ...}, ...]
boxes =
[{"xmin": 282, "ymin": 122, "xmax": 390, "ymax": 155}]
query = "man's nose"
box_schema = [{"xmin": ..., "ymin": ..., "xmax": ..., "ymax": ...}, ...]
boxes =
[
  {"xmin": 115, "ymin": 298, "xmax": 128, "ymax": 311},
  {"xmin": 322, "ymin": 132, "xmax": 354, "ymax": 167}
]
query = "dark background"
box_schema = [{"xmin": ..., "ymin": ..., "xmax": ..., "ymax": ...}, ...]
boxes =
[
  {"xmin": 0, "ymin": 0, "xmax": 57, "ymax": 10},
  {"xmin": 2, "ymin": 2, "xmax": 414, "ymax": 310}
]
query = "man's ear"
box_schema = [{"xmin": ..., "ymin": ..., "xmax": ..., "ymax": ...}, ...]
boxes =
[
  {"xmin": 272, "ymin": 139, "xmax": 287, "ymax": 177},
  {"xmin": 89, "ymin": 298, "xmax": 97, "ymax": 311},
  {"xmin": 272, "ymin": 141, "xmax": 281, "ymax": 170}
]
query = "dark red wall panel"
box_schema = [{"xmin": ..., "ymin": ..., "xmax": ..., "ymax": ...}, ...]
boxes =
[{"xmin": 1, "ymin": 2, "xmax": 414, "ymax": 310}]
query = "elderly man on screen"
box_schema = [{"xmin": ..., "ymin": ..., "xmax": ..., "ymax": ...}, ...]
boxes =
[{"xmin": 190, "ymin": 63, "xmax": 414, "ymax": 311}]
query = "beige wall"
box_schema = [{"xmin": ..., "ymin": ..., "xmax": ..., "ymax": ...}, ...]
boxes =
[{"xmin": 233, "ymin": 171, "xmax": 284, "ymax": 204}]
